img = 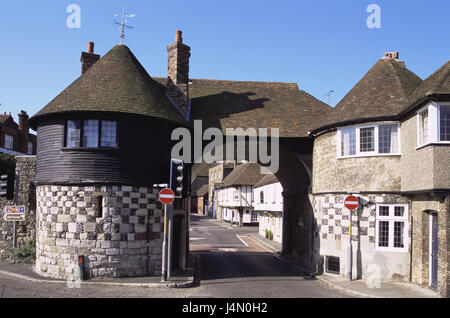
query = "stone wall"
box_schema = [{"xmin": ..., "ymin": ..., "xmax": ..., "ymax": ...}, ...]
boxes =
[
  {"xmin": 0, "ymin": 156, "xmax": 36, "ymax": 258},
  {"xmin": 312, "ymin": 131, "xmax": 402, "ymax": 193},
  {"xmin": 313, "ymin": 193, "xmax": 411, "ymax": 282},
  {"xmin": 35, "ymin": 185, "xmax": 163, "ymax": 279},
  {"xmin": 410, "ymin": 193, "xmax": 449, "ymax": 298}
]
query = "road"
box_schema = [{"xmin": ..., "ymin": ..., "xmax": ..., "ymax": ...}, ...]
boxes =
[
  {"xmin": 0, "ymin": 214, "xmax": 349, "ymax": 298},
  {"xmin": 189, "ymin": 214, "xmax": 348, "ymax": 298}
]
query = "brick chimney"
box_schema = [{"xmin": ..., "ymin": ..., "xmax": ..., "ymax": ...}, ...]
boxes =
[
  {"xmin": 18, "ymin": 110, "xmax": 29, "ymax": 132},
  {"xmin": 382, "ymin": 51, "xmax": 399, "ymax": 60},
  {"xmin": 81, "ymin": 42, "xmax": 100, "ymax": 74},
  {"xmin": 18, "ymin": 110, "xmax": 29, "ymax": 154},
  {"xmin": 167, "ymin": 31, "xmax": 191, "ymax": 117}
]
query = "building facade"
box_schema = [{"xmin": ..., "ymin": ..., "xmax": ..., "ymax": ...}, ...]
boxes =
[
  {"xmin": 217, "ymin": 163, "xmax": 264, "ymax": 226},
  {"xmin": 0, "ymin": 111, "xmax": 36, "ymax": 155},
  {"xmin": 29, "ymin": 37, "xmax": 190, "ymax": 279},
  {"xmin": 253, "ymin": 174, "xmax": 284, "ymax": 244},
  {"xmin": 310, "ymin": 53, "xmax": 450, "ymax": 297}
]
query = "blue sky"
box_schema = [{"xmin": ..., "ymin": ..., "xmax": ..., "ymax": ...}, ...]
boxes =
[{"xmin": 0, "ymin": 0, "xmax": 449, "ymax": 124}]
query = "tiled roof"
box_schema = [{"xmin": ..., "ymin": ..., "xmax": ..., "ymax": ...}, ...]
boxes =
[
  {"xmin": 154, "ymin": 78, "xmax": 331, "ymax": 138},
  {"xmin": 253, "ymin": 173, "xmax": 279, "ymax": 188},
  {"xmin": 195, "ymin": 184, "xmax": 209, "ymax": 197},
  {"xmin": 311, "ymin": 58, "xmax": 423, "ymax": 134},
  {"xmin": 411, "ymin": 60, "xmax": 450, "ymax": 102},
  {"xmin": 221, "ymin": 163, "xmax": 265, "ymax": 187},
  {"xmin": 0, "ymin": 114, "xmax": 11, "ymax": 124},
  {"xmin": 29, "ymin": 45, "xmax": 187, "ymax": 128}
]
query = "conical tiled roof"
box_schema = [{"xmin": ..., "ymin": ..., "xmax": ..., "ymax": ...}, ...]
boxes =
[
  {"xmin": 411, "ymin": 60, "xmax": 450, "ymax": 102},
  {"xmin": 30, "ymin": 44, "xmax": 186, "ymax": 128},
  {"xmin": 311, "ymin": 57, "xmax": 422, "ymax": 134}
]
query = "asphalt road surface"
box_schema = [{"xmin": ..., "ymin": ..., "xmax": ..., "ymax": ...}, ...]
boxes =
[{"xmin": 189, "ymin": 214, "xmax": 349, "ymax": 298}]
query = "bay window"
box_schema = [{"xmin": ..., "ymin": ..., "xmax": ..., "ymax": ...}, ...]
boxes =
[
  {"xmin": 417, "ymin": 102, "xmax": 450, "ymax": 147},
  {"xmin": 338, "ymin": 123, "xmax": 400, "ymax": 158}
]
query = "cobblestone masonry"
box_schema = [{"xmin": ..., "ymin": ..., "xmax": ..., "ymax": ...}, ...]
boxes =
[
  {"xmin": 313, "ymin": 193, "xmax": 412, "ymax": 281},
  {"xmin": 35, "ymin": 185, "xmax": 163, "ymax": 279}
]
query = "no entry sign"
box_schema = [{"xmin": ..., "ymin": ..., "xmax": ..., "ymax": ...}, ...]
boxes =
[
  {"xmin": 158, "ymin": 188, "xmax": 175, "ymax": 205},
  {"xmin": 344, "ymin": 195, "xmax": 359, "ymax": 210}
]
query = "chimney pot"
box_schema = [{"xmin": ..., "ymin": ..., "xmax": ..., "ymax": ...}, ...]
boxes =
[
  {"xmin": 88, "ymin": 41, "xmax": 95, "ymax": 54},
  {"xmin": 175, "ymin": 30, "xmax": 183, "ymax": 43}
]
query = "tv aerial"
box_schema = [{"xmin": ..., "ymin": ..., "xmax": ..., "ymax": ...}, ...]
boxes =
[
  {"xmin": 323, "ymin": 90, "xmax": 335, "ymax": 106},
  {"xmin": 114, "ymin": 7, "xmax": 136, "ymax": 44}
]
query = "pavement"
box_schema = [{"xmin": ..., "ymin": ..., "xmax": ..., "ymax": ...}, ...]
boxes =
[
  {"xmin": 0, "ymin": 256, "xmax": 199, "ymax": 289},
  {"xmin": 246, "ymin": 228, "xmax": 439, "ymax": 298}
]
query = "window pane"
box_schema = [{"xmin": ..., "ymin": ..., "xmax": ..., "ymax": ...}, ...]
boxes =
[
  {"xmin": 379, "ymin": 124, "xmax": 398, "ymax": 153},
  {"xmin": 341, "ymin": 128, "xmax": 356, "ymax": 156},
  {"xmin": 378, "ymin": 221, "xmax": 389, "ymax": 247},
  {"xmin": 101, "ymin": 121, "xmax": 117, "ymax": 147},
  {"xmin": 440, "ymin": 105, "xmax": 450, "ymax": 141},
  {"xmin": 66, "ymin": 120, "xmax": 81, "ymax": 147},
  {"xmin": 360, "ymin": 127, "xmax": 374, "ymax": 152},
  {"xmin": 419, "ymin": 109, "xmax": 429, "ymax": 145},
  {"xmin": 82, "ymin": 120, "xmax": 99, "ymax": 147},
  {"xmin": 379, "ymin": 206, "xmax": 389, "ymax": 216},
  {"xmin": 5, "ymin": 134, "xmax": 13, "ymax": 149},
  {"xmin": 27, "ymin": 142, "xmax": 33, "ymax": 154},
  {"xmin": 394, "ymin": 221, "xmax": 404, "ymax": 248},
  {"xmin": 394, "ymin": 206, "xmax": 404, "ymax": 217}
]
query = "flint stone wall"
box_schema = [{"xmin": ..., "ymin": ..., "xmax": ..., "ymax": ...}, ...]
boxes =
[
  {"xmin": 35, "ymin": 185, "xmax": 163, "ymax": 279},
  {"xmin": 0, "ymin": 156, "xmax": 36, "ymax": 258}
]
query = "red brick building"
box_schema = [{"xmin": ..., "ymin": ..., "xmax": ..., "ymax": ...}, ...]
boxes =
[{"xmin": 0, "ymin": 110, "xmax": 36, "ymax": 155}]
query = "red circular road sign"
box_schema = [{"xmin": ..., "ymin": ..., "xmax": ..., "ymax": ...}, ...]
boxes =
[
  {"xmin": 158, "ymin": 188, "xmax": 175, "ymax": 205},
  {"xmin": 344, "ymin": 195, "xmax": 359, "ymax": 210}
]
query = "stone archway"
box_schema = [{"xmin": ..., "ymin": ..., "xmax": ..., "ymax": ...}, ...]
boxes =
[{"xmin": 190, "ymin": 136, "xmax": 319, "ymax": 272}]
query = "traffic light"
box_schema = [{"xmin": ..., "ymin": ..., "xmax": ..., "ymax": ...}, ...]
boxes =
[
  {"xmin": 170, "ymin": 159, "xmax": 184, "ymax": 198},
  {"xmin": 0, "ymin": 175, "xmax": 7, "ymax": 198}
]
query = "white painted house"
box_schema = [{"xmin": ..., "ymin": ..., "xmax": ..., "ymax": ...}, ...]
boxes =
[
  {"xmin": 253, "ymin": 174, "xmax": 284, "ymax": 244},
  {"xmin": 217, "ymin": 163, "xmax": 265, "ymax": 226}
]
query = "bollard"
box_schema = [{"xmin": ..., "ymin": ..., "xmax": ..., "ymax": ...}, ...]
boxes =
[{"xmin": 77, "ymin": 255, "xmax": 85, "ymax": 281}]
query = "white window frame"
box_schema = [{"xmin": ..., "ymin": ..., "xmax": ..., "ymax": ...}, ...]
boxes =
[
  {"xmin": 4, "ymin": 134, "xmax": 13, "ymax": 149},
  {"xmin": 337, "ymin": 122, "xmax": 401, "ymax": 158},
  {"xmin": 416, "ymin": 102, "xmax": 450, "ymax": 149},
  {"xmin": 375, "ymin": 204, "xmax": 409, "ymax": 252}
]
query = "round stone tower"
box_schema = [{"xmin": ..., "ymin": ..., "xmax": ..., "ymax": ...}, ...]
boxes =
[{"xmin": 29, "ymin": 42, "xmax": 188, "ymax": 279}]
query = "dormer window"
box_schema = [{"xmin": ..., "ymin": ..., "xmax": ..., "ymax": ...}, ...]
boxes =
[
  {"xmin": 417, "ymin": 102, "xmax": 450, "ymax": 148},
  {"xmin": 338, "ymin": 123, "xmax": 400, "ymax": 158},
  {"xmin": 65, "ymin": 120, "xmax": 117, "ymax": 148}
]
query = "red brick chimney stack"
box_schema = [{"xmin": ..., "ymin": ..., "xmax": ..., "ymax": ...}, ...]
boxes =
[
  {"xmin": 167, "ymin": 30, "xmax": 191, "ymax": 117},
  {"xmin": 81, "ymin": 41, "xmax": 101, "ymax": 74}
]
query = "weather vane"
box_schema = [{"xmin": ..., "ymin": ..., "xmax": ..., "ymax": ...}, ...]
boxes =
[{"xmin": 114, "ymin": 7, "xmax": 136, "ymax": 44}]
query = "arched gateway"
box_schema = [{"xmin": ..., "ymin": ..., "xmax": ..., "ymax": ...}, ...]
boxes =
[{"xmin": 29, "ymin": 32, "xmax": 330, "ymax": 279}]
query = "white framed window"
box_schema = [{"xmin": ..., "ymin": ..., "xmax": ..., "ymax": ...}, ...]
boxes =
[
  {"xmin": 375, "ymin": 204, "xmax": 408, "ymax": 252},
  {"xmin": 417, "ymin": 102, "xmax": 450, "ymax": 147},
  {"xmin": 337, "ymin": 122, "xmax": 400, "ymax": 158},
  {"xmin": 27, "ymin": 142, "xmax": 33, "ymax": 154},
  {"xmin": 4, "ymin": 134, "xmax": 13, "ymax": 149}
]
